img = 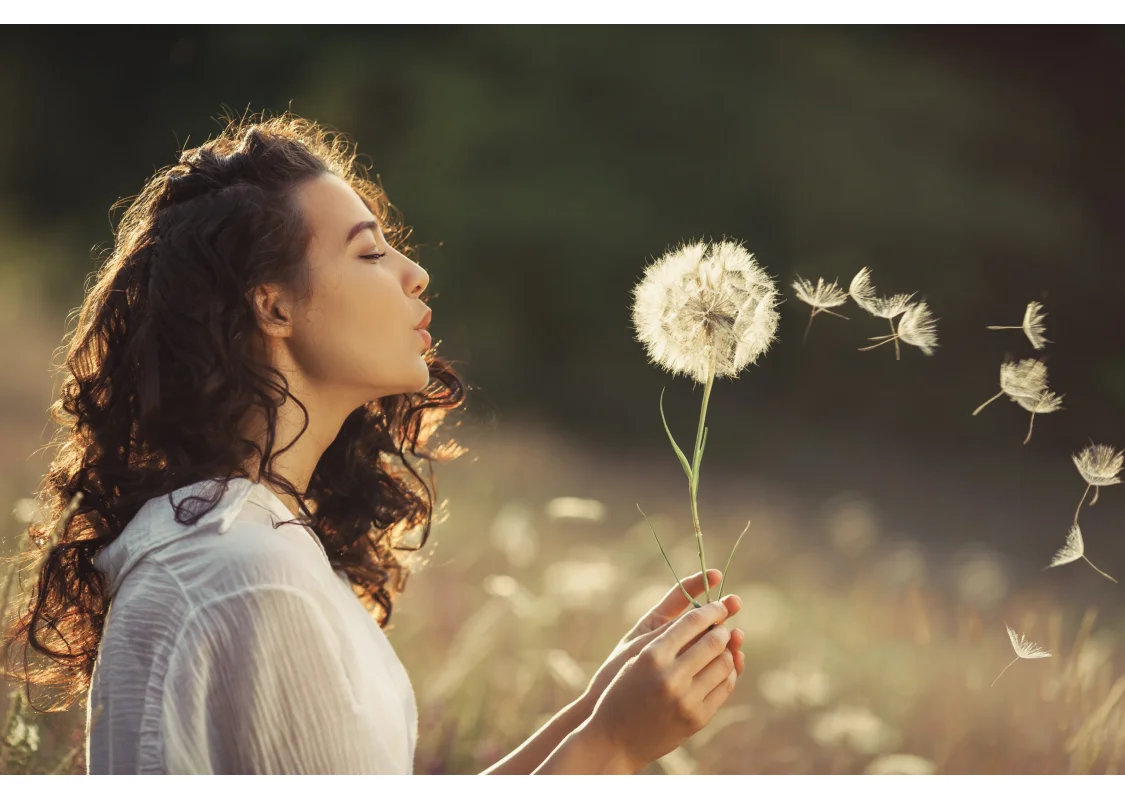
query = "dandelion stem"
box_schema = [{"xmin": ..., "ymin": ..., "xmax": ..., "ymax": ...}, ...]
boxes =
[
  {"xmin": 1092, "ymin": 485, "xmax": 1101, "ymax": 507},
  {"xmin": 803, "ymin": 310, "xmax": 816, "ymax": 344},
  {"xmin": 689, "ymin": 349, "xmax": 717, "ymax": 603},
  {"xmin": 716, "ymin": 518, "xmax": 751, "ymax": 600},
  {"xmin": 821, "ymin": 308, "xmax": 849, "ymax": 320},
  {"xmin": 986, "ymin": 325, "xmax": 1020, "ymax": 330},
  {"xmin": 637, "ymin": 504, "xmax": 695, "ymax": 607},
  {"xmin": 1075, "ymin": 483, "xmax": 1092, "ymax": 526},
  {"xmin": 889, "ymin": 317, "xmax": 901, "ymax": 361},
  {"xmin": 1024, "ymin": 412, "xmax": 1036, "ymax": 445},
  {"xmin": 1082, "ymin": 555, "xmax": 1118, "ymax": 584},
  {"xmin": 991, "ymin": 656, "xmax": 1019, "ymax": 687},
  {"xmin": 973, "ymin": 391, "xmax": 1004, "ymax": 417}
]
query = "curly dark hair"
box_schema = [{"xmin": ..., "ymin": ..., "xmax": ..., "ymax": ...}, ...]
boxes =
[{"xmin": 0, "ymin": 109, "xmax": 468, "ymax": 712}]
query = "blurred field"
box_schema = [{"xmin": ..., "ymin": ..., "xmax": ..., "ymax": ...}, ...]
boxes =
[{"xmin": 3, "ymin": 281, "xmax": 1125, "ymax": 774}]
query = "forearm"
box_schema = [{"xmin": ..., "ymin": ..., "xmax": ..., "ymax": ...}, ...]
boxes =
[
  {"xmin": 480, "ymin": 694, "xmax": 593, "ymax": 775},
  {"xmin": 531, "ymin": 716, "xmax": 639, "ymax": 775}
]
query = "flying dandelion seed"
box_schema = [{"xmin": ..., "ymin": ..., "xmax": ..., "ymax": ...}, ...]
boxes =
[
  {"xmin": 972, "ymin": 358, "xmax": 1061, "ymax": 443},
  {"xmin": 986, "ymin": 300, "xmax": 1050, "ymax": 350},
  {"xmin": 1072, "ymin": 443, "xmax": 1123, "ymax": 525},
  {"xmin": 792, "ymin": 275, "xmax": 849, "ymax": 343},
  {"xmin": 973, "ymin": 358, "xmax": 1049, "ymax": 416},
  {"xmin": 858, "ymin": 301, "xmax": 939, "ymax": 358},
  {"xmin": 1014, "ymin": 388, "xmax": 1064, "ymax": 445},
  {"xmin": 1044, "ymin": 523, "xmax": 1117, "ymax": 584},
  {"xmin": 992, "ymin": 624, "xmax": 1051, "ymax": 687},
  {"xmin": 849, "ymin": 267, "xmax": 916, "ymax": 361},
  {"xmin": 631, "ymin": 237, "xmax": 779, "ymax": 603}
]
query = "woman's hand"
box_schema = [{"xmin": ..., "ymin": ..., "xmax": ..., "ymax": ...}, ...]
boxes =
[
  {"xmin": 584, "ymin": 598, "xmax": 741, "ymax": 772},
  {"xmin": 581, "ymin": 570, "xmax": 744, "ymax": 711}
]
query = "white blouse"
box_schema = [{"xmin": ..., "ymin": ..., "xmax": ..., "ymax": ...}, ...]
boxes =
[{"xmin": 86, "ymin": 476, "xmax": 418, "ymax": 774}]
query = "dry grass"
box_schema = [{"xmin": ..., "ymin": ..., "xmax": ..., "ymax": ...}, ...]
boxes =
[{"xmin": 3, "ymin": 418, "xmax": 1125, "ymax": 774}]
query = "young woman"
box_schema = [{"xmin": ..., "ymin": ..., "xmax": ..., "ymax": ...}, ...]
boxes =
[{"xmin": 1, "ymin": 111, "xmax": 745, "ymax": 774}]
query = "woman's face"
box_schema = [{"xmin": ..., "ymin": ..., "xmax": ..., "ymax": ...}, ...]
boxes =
[{"xmin": 281, "ymin": 172, "xmax": 432, "ymax": 405}]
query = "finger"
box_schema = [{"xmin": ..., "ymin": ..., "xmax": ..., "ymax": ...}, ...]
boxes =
[
  {"xmin": 679, "ymin": 595, "xmax": 741, "ymax": 654},
  {"xmin": 676, "ymin": 623, "xmax": 733, "ymax": 678},
  {"xmin": 727, "ymin": 628, "xmax": 745, "ymax": 676},
  {"xmin": 646, "ymin": 569, "xmax": 723, "ymax": 624},
  {"xmin": 690, "ymin": 648, "xmax": 736, "ymax": 699},
  {"xmin": 655, "ymin": 599, "xmax": 732, "ymax": 659},
  {"xmin": 734, "ymin": 650, "xmax": 745, "ymax": 676},
  {"xmin": 698, "ymin": 659, "xmax": 739, "ymax": 719}
]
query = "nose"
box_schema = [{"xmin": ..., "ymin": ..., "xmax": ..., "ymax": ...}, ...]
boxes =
[{"xmin": 406, "ymin": 259, "xmax": 429, "ymax": 298}]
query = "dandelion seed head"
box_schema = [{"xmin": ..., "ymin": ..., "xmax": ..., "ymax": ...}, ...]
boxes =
[
  {"xmin": 1048, "ymin": 524, "xmax": 1084, "ymax": 568},
  {"xmin": 999, "ymin": 359, "xmax": 1049, "ymax": 400},
  {"xmin": 1073, "ymin": 443, "xmax": 1124, "ymax": 487},
  {"xmin": 897, "ymin": 301, "xmax": 939, "ymax": 355},
  {"xmin": 1005, "ymin": 624, "xmax": 1051, "ymax": 660},
  {"xmin": 631, "ymin": 238, "xmax": 780, "ymax": 383},
  {"xmin": 1022, "ymin": 301, "xmax": 1049, "ymax": 350},
  {"xmin": 793, "ymin": 276, "xmax": 848, "ymax": 310}
]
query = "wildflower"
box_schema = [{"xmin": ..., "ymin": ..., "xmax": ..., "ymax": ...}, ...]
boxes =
[
  {"xmin": 858, "ymin": 301, "xmax": 939, "ymax": 357},
  {"xmin": 986, "ymin": 301, "xmax": 1050, "ymax": 350},
  {"xmin": 991, "ymin": 624, "xmax": 1051, "ymax": 687},
  {"xmin": 1071, "ymin": 443, "xmax": 1123, "ymax": 524},
  {"xmin": 1044, "ymin": 523, "xmax": 1117, "ymax": 583},
  {"xmin": 849, "ymin": 267, "xmax": 916, "ymax": 360},
  {"xmin": 792, "ymin": 275, "xmax": 849, "ymax": 343},
  {"xmin": 632, "ymin": 238, "xmax": 779, "ymax": 603}
]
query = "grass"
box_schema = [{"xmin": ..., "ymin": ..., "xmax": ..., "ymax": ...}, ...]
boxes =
[{"xmin": 3, "ymin": 418, "xmax": 1125, "ymax": 774}]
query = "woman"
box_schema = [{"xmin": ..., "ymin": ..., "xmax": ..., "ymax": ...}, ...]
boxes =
[{"xmin": 1, "ymin": 111, "xmax": 745, "ymax": 774}]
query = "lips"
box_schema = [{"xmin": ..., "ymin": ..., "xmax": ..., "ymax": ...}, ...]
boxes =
[{"xmin": 414, "ymin": 308, "xmax": 432, "ymax": 349}]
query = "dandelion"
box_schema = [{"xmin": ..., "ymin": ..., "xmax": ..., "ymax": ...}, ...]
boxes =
[
  {"xmin": 991, "ymin": 624, "xmax": 1051, "ymax": 687},
  {"xmin": 631, "ymin": 237, "xmax": 780, "ymax": 603},
  {"xmin": 849, "ymin": 267, "xmax": 916, "ymax": 360},
  {"xmin": 857, "ymin": 301, "xmax": 939, "ymax": 357},
  {"xmin": 1072, "ymin": 443, "xmax": 1123, "ymax": 524},
  {"xmin": 792, "ymin": 275, "xmax": 849, "ymax": 343},
  {"xmin": 1044, "ymin": 523, "xmax": 1117, "ymax": 583},
  {"xmin": 986, "ymin": 301, "xmax": 1050, "ymax": 350}
]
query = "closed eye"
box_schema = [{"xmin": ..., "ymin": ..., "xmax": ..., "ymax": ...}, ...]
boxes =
[{"xmin": 360, "ymin": 250, "xmax": 387, "ymax": 262}]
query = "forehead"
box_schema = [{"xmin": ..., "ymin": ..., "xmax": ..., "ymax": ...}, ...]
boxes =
[{"xmin": 297, "ymin": 173, "xmax": 375, "ymax": 246}]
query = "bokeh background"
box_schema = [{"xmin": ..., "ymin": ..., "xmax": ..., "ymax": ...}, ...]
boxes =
[{"xmin": 2, "ymin": 26, "xmax": 1125, "ymax": 774}]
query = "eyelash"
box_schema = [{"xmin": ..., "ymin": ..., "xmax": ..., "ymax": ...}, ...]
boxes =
[{"xmin": 360, "ymin": 250, "xmax": 387, "ymax": 262}]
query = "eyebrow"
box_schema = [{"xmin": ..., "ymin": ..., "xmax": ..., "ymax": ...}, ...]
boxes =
[{"xmin": 345, "ymin": 219, "xmax": 380, "ymax": 244}]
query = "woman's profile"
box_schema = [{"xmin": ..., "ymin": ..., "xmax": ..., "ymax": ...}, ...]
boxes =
[{"xmin": 1, "ymin": 110, "xmax": 745, "ymax": 775}]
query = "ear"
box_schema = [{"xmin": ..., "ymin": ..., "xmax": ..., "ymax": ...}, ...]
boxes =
[{"xmin": 249, "ymin": 282, "xmax": 294, "ymax": 338}]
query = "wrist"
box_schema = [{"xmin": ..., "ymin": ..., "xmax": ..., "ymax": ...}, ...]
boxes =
[{"xmin": 573, "ymin": 716, "xmax": 642, "ymax": 775}]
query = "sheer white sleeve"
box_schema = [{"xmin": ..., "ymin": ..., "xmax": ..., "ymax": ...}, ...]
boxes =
[{"xmin": 161, "ymin": 583, "xmax": 402, "ymax": 774}]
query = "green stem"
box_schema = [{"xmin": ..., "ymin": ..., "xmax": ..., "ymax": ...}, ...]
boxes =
[
  {"xmin": 689, "ymin": 348, "xmax": 717, "ymax": 603},
  {"xmin": 716, "ymin": 518, "xmax": 751, "ymax": 600},
  {"xmin": 637, "ymin": 504, "xmax": 696, "ymax": 607}
]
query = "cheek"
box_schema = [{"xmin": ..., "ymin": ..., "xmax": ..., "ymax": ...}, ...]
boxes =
[{"xmin": 294, "ymin": 274, "xmax": 410, "ymax": 380}]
